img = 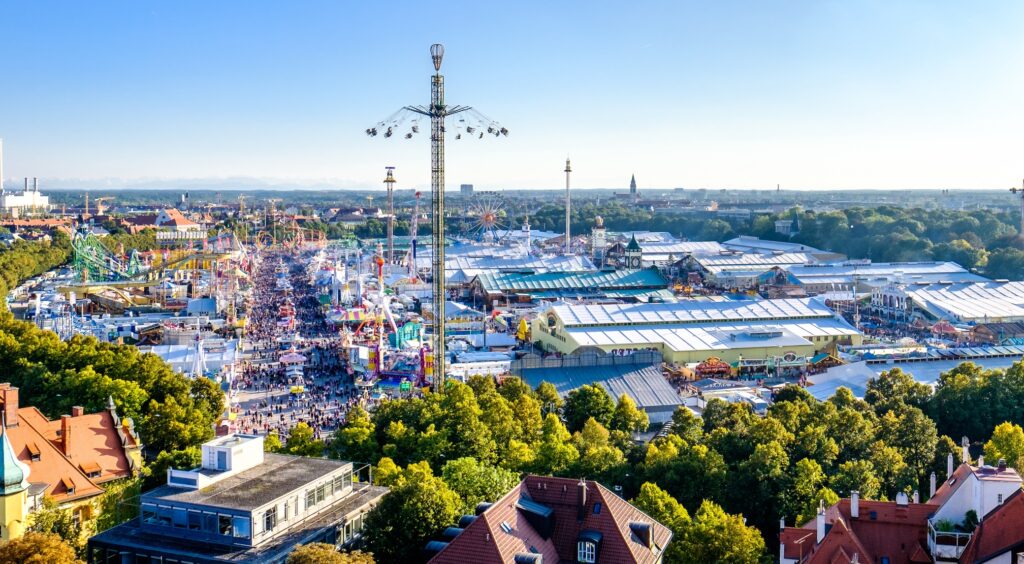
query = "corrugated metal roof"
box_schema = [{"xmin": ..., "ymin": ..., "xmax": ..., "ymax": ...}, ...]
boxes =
[
  {"xmin": 475, "ymin": 268, "xmax": 668, "ymax": 293},
  {"xmin": 519, "ymin": 363, "xmax": 682, "ymax": 412},
  {"xmin": 550, "ymin": 297, "xmax": 836, "ymax": 327},
  {"xmin": 905, "ymin": 282, "xmax": 1024, "ymax": 322}
]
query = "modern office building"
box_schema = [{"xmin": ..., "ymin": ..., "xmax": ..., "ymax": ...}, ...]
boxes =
[{"xmin": 88, "ymin": 434, "xmax": 387, "ymax": 564}]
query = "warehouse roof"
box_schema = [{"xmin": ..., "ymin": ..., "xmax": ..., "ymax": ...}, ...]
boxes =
[
  {"xmin": 904, "ymin": 281, "xmax": 1024, "ymax": 322},
  {"xmin": 519, "ymin": 363, "xmax": 682, "ymax": 415},
  {"xmin": 474, "ymin": 268, "xmax": 668, "ymax": 293},
  {"xmin": 549, "ymin": 298, "xmax": 838, "ymax": 327},
  {"xmin": 563, "ymin": 319, "xmax": 857, "ymax": 353},
  {"xmin": 696, "ymin": 252, "xmax": 817, "ymax": 272}
]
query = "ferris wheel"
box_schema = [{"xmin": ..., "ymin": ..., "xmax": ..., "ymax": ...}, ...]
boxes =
[{"xmin": 467, "ymin": 195, "xmax": 507, "ymax": 242}]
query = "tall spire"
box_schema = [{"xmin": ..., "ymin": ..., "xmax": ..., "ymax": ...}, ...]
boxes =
[
  {"xmin": 564, "ymin": 157, "xmax": 572, "ymax": 255},
  {"xmin": 0, "ymin": 413, "xmax": 29, "ymax": 495},
  {"xmin": 630, "ymin": 174, "xmax": 637, "ymax": 193}
]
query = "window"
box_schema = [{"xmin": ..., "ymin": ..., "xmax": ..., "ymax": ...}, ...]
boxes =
[
  {"xmin": 998, "ymin": 494, "xmax": 1004, "ymax": 504},
  {"xmin": 334, "ymin": 475, "xmax": 344, "ymax": 492},
  {"xmin": 344, "ymin": 521, "xmax": 352, "ymax": 542},
  {"xmin": 306, "ymin": 490, "xmax": 315, "ymax": 509},
  {"xmin": 142, "ymin": 504, "xmax": 158, "ymax": 524},
  {"xmin": 232, "ymin": 516, "xmax": 251, "ymax": 539},
  {"xmin": 344, "ymin": 470, "xmax": 353, "ymax": 489},
  {"xmin": 219, "ymin": 515, "xmax": 232, "ymax": 536},
  {"xmin": 283, "ymin": 501, "xmax": 289, "ymax": 522},
  {"xmin": 264, "ymin": 507, "xmax": 277, "ymax": 532},
  {"xmin": 203, "ymin": 512, "xmax": 218, "ymax": 533},
  {"xmin": 500, "ymin": 521, "xmax": 513, "ymax": 533},
  {"xmin": 577, "ymin": 541, "xmax": 596, "ymax": 563},
  {"xmin": 592, "ymin": 503, "xmax": 601, "ymax": 515},
  {"xmin": 172, "ymin": 507, "xmax": 187, "ymax": 528},
  {"xmin": 881, "ymin": 558, "xmax": 890, "ymax": 564},
  {"xmin": 316, "ymin": 485, "xmax": 325, "ymax": 503},
  {"xmin": 156, "ymin": 506, "xmax": 173, "ymax": 527},
  {"xmin": 187, "ymin": 510, "xmax": 202, "ymax": 531}
]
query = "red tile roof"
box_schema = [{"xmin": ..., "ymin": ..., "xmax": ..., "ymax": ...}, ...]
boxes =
[
  {"xmin": 959, "ymin": 488, "xmax": 1024, "ymax": 563},
  {"xmin": 781, "ymin": 498, "xmax": 933, "ymax": 564},
  {"xmin": 0, "ymin": 384, "xmax": 140, "ymax": 503},
  {"xmin": 430, "ymin": 475, "xmax": 672, "ymax": 564}
]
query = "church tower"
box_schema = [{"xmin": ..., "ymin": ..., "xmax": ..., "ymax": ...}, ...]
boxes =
[
  {"xmin": 629, "ymin": 174, "xmax": 638, "ymax": 202},
  {"xmin": 0, "ymin": 414, "xmax": 30, "ymax": 540},
  {"xmin": 624, "ymin": 234, "xmax": 643, "ymax": 269}
]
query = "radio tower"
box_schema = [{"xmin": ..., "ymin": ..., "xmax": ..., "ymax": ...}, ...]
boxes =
[
  {"xmin": 384, "ymin": 167, "xmax": 397, "ymax": 269},
  {"xmin": 564, "ymin": 158, "xmax": 572, "ymax": 255},
  {"xmin": 368, "ymin": 44, "xmax": 508, "ymax": 392}
]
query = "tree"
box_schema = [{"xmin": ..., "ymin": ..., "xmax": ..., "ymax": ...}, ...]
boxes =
[
  {"xmin": 984, "ymin": 422, "xmax": 1024, "ymax": 469},
  {"xmin": 264, "ymin": 431, "xmax": 283, "ymax": 453},
  {"xmin": 0, "ymin": 532, "xmax": 82, "ymax": 564},
  {"xmin": 675, "ymin": 500, "xmax": 765, "ymax": 564},
  {"xmin": 27, "ymin": 498, "xmax": 83, "ymax": 558},
  {"xmin": 95, "ymin": 477, "xmax": 142, "ymax": 533},
  {"xmin": 986, "ymin": 247, "xmax": 1024, "ymax": 280},
  {"xmin": 609, "ymin": 394, "xmax": 649, "ymax": 434},
  {"xmin": 865, "ymin": 368, "xmax": 931, "ymax": 415},
  {"xmin": 831, "ymin": 460, "xmax": 881, "ymax": 499},
  {"xmin": 534, "ymin": 413, "xmax": 579, "ymax": 474},
  {"xmin": 282, "ymin": 422, "xmax": 326, "ymax": 457},
  {"xmin": 287, "ymin": 544, "xmax": 374, "ymax": 564},
  {"xmin": 535, "ymin": 381, "xmax": 563, "ymax": 414},
  {"xmin": 877, "ymin": 407, "xmax": 938, "ymax": 476},
  {"xmin": 329, "ymin": 406, "xmax": 378, "ymax": 463},
  {"xmin": 441, "ymin": 457, "xmax": 520, "ymax": 514},
  {"xmin": 570, "ymin": 418, "xmax": 626, "ymax": 480},
  {"xmin": 362, "ymin": 475, "xmax": 462, "ymax": 563},
  {"xmin": 144, "ymin": 446, "xmax": 201, "ymax": 490},
  {"xmin": 631, "ymin": 482, "xmax": 689, "ymax": 564},
  {"xmin": 562, "ymin": 384, "xmax": 615, "ymax": 433}
]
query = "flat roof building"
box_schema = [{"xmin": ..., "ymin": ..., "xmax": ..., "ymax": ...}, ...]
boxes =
[
  {"xmin": 88, "ymin": 434, "xmax": 387, "ymax": 564},
  {"xmin": 533, "ymin": 298, "xmax": 862, "ymax": 364}
]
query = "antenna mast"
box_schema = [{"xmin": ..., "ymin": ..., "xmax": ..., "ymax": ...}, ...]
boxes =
[{"xmin": 565, "ymin": 158, "xmax": 572, "ymax": 255}]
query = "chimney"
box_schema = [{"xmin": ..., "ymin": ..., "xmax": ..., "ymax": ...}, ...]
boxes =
[
  {"xmin": 947, "ymin": 452, "xmax": 954, "ymax": 477},
  {"xmin": 895, "ymin": 492, "xmax": 909, "ymax": 506},
  {"xmin": 32, "ymin": 178, "xmax": 37, "ymax": 192},
  {"xmin": 913, "ymin": 491, "xmax": 920, "ymax": 504},
  {"xmin": 930, "ymin": 472, "xmax": 937, "ymax": 497},
  {"xmin": 961, "ymin": 436, "xmax": 970, "ymax": 464},
  {"xmin": 850, "ymin": 490, "xmax": 859, "ymax": 518},
  {"xmin": 998, "ymin": 458, "xmax": 1007, "ymax": 472},
  {"xmin": 577, "ymin": 479, "xmax": 588, "ymax": 521},
  {"xmin": 815, "ymin": 502, "xmax": 826, "ymax": 543},
  {"xmin": 24, "ymin": 178, "xmax": 28, "ymax": 192},
  {"xmin": 1, "ymin": 386, "xmax": 18, "ymax": 427},
  {"xmin": 61, "ymin": 414, "xmax": 71, "ymax": 455},
  {"xmin": 71, "ymin": 406, "xmax": 84, "ymax": 417},
  {"xmin": 978, "ymin": 455, "xmax": 985, "ymax": 467}
]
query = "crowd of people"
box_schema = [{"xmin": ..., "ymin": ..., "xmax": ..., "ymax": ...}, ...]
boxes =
[{"xmin": 232, "ymin": 250, "xmax": 376, "ymax": 442}]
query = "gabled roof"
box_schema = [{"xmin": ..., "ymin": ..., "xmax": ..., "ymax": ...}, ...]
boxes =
[
  {"xmin": 781, "ymin": 498, "xmax": 933, "ymax": 564},
  {"xmin": 959, "ymin": 488, "xmax": 1024, "ymax": 563},
  {"xmin": 431, "ymin": 475, "xmax": 672, "ymax": 564}
]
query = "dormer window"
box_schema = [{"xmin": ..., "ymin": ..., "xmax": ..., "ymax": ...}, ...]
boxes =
[
  {"xmin": 577, "ymin": 541, "xmax": 596, "ymax": 563},
  {"xmin": 577, "ymin": 530, "xmax": 602, "ymax": 564}
]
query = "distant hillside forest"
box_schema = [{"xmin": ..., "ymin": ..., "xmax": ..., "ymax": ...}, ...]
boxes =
[{"xmin": 516, "ymin": 201, "xmax": 1024, "ymax": 280}]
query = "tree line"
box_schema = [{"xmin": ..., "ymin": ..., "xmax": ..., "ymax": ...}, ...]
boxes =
[{"xmin": 319, "ymin": 361, "xmax": 1024, "ymax": 564}]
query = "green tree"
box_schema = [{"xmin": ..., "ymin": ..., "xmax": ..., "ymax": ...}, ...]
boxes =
[
  {"xmin": 831, "ymin": 460, "xmax": 881, "ymax": 499},
  {"xmin": 0, "ymin": 531, "xmax": 82, "ymax": 564},
  {"xmin": 562, "ymin": 384, "xmax": 615, "ymax": 433},
  {"xmin": 534, "ymin": 381, "xmax": 563, "ymax": 415},
  {"xmin": 609, "ymin": 394, "xmax": 649, "ymax": 434},
  {"xmin": 534, "ymin": 413, "xmax": 579, "ymax": 474},
  {"xmin": 264, "ymin": 431, "xmax": 283, "ymax": 453},
  {"xmin": 441, "ymin": 457, "xmax": 520, "ymax": 514},
  {"xmin": 865, "ymin": 368, "xmax": 931, "ymax": 415},
  {"xmin": 94, "ymin": 478, "xmax": 142, "ymax": 533},
  {"xmin": 631, "ymin": 482, "xmax": 690, "ymax": 564},
  {"xmin": 570, "ymin": 418, "xmax": 626, "ymax": 480},
  {"xmin": 283, "ymin": 422, "xmax": 326, "ymax": 457},
  {"xmin": 27, "ymin": 498, "xmax": 83, "ymax": 559},
  {"xmin": 329, "ymin": 406, "xmax": 378, "ymax": 463},
  {"xmin": 362, "ymin": 475, "xmax": 462, "ymax": 563},
  {"xmin": 675, "ymin": 500, "xmax": 765, "ymax": 564},
  {"xmin": 144, "ymin": 446, "xmax": 201, "ymax": 490},
  {"xmin": 984, "ymin": 422, "xmax": 1024, "ymax": 469}
]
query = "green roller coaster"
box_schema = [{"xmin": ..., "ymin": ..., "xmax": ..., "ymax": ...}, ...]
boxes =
[{"xmin": 72, "ymin": 232, "xmax": 145, "ymax": 282}]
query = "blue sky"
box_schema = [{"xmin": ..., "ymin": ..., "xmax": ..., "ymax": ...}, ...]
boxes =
[{"xmin": 2, "ymin": 1, "xmax": 1022, "ymax": 191}]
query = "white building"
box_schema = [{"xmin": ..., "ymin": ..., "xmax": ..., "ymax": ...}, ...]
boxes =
[{"xmin": 0, "ymin": 178, "xmax": 49, "ymax": 216}]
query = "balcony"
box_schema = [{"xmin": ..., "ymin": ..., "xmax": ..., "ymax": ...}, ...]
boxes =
[{"xmin": 927, "ymin": 519, "xmax": 972, "ymax": 561}]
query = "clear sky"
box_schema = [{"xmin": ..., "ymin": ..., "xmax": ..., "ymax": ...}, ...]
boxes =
[{"xmin": 2, "ymin": 1, "xmax": 1023, "ymax": 191}]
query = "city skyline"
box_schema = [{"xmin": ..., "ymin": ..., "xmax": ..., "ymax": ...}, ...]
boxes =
[{"xmin": 3, "ymin": 1, "xmax": 1023, "ymax": 191}]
